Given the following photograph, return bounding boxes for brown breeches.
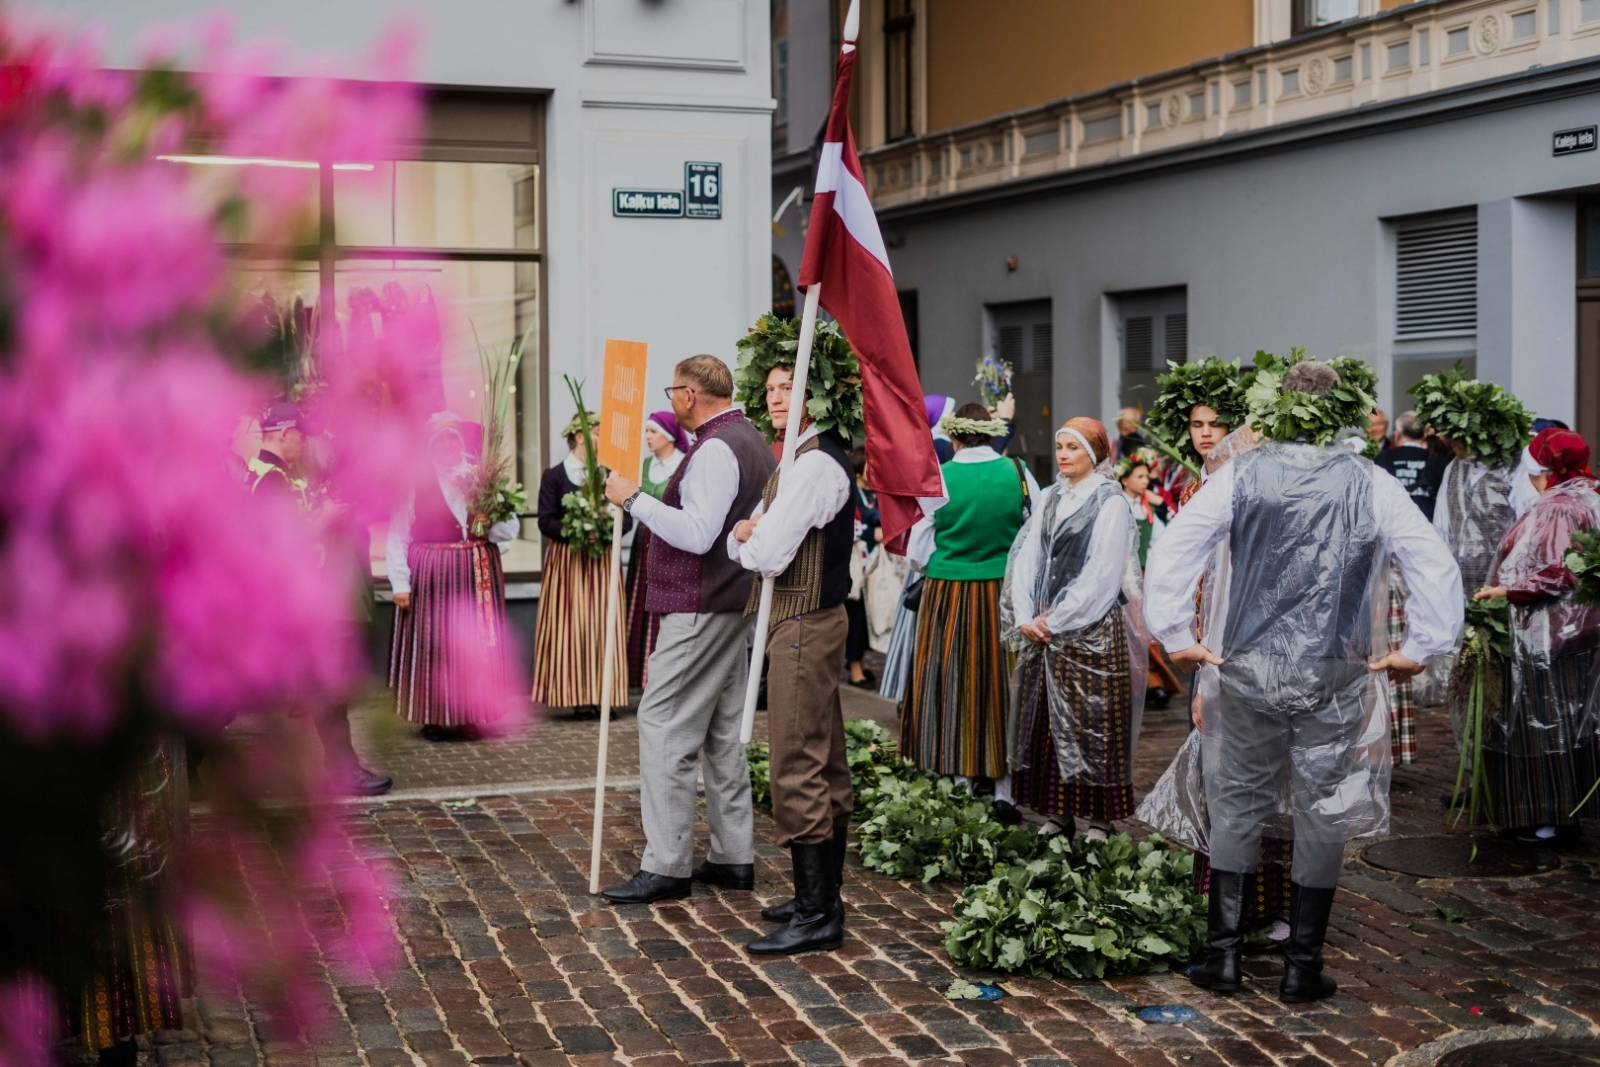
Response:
[766,604,853,847]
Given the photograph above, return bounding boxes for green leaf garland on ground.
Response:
[1143,358,1248,468]
[1242,347,1379,447]
[734,314,865,442]
[1408,362,1533,469]
[746,722,1208,980]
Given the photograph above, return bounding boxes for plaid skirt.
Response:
[1387,568,1415,765]
[1486,646,1600,828]
[1192,837,1294,921]
[390,540,513,726]
[899,578,1009,778]
[1012,609,1136,822]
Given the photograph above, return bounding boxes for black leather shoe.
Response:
[349,766,393,796]
[992,799,1022,825]
[1147,687,1171,709]
[599,870,692,904]
[692,860,754,891]
[1188,868,1251,993]
[420,724,446,742]
[747,841,843,955]
[1279,883,1339,1004]
[762,822,848,923]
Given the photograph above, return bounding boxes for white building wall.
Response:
[27,0,775,461]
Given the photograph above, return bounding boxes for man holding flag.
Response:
[730,0,943,956]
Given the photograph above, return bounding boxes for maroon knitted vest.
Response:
[645,408,776,614]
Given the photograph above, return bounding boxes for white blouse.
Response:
[1007,472,1132,635]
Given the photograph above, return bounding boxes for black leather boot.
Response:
[692,859,754,891]
[1279,883,1339,1004]
[1188,868,1251,993]
[762,822,848,923]
[746,841,843,954]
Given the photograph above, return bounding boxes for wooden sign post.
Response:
[589,339,649,894]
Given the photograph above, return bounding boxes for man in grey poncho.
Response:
[1145,360,1462,1004]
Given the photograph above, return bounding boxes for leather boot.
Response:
[692,860,754,891]
[746,841,843,954]
[1279,883,1339,1004]
[1188,868,1251,993]
[762,822,848,923]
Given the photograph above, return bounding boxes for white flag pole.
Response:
[588,502,626,893]
[740,281,822,745]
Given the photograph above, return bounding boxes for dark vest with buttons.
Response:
[645,408,776,615]
[744,430,856,625]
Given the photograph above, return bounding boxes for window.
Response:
[1282,68,1300,95]
[1550,0,1563,32]
[772,0,789,151]
[1234,80,1252,107]
[1447,26,1471,54]
[929,149,943,178]
[1258,70,1268,103]
[1511,9,1537,37]
[1023,128,1058,156]
[1361,43,1372,78]
[1418,29,1431,64]
[1334,55,1354,81]
[1212,82,1221,112]
[1189,91,1206,117]
[1395,212,1478,339]
[1146,103,1162,129]
[991,138,1006,164]
[1293,0,1360,34]
[1584,0,1600,22]
[1082,113,1122,142]
[1387,41,1411,70]
[884,0,916,141]
[959,146,973,170]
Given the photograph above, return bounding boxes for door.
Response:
[987,299,1053,484]
[1115,287,1188,413]
[1579,200,1600,446]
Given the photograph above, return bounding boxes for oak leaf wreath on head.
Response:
[733,313,865,443]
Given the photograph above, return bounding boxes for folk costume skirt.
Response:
[1012,609,1136,822]
[899,578,1009,778]
[1191,841,1293,922]
[391,540,513,726]
[1486,646,1600,828]
[531,540,628,708]
[624,526,662,690]
[1387,567,1416,765]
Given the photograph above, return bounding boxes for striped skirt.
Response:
[899,578,1009,778]
[624,527,661,690]
[1012,609,1136,822]
[878,576,919,703]
[531,540,628,708]
[390,540,513,726]
[1486,646,1600,828]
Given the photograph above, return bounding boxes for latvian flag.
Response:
[797,21,944,553]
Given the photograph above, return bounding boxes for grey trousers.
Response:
[637,611,756,877]
[1206,655,1370,889]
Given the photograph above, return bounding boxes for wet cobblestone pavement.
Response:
[165,694,1600,1067]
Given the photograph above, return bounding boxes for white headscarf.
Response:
[1510,445,1548,519]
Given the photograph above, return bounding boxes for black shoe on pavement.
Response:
[992,799,1022,825]
[458,724,482,742]
[349,766,393,796]
[762,822,848,924]
[1279,883,1339,1004]
[1147,687,1171,709]
[1188,868,1251,993]
[692,860,754,891]
[420,724,447,742]
[747,841,842,955]
[599,870,692,904]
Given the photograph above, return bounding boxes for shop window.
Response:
[884,0,916,142]
[1293,0,1359,35]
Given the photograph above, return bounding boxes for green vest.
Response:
[927,456,1028,581]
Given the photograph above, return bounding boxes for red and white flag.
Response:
[798,36,943,553]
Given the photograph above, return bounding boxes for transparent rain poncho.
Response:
[1484,478,1600,758]
[1001,477,1148,786]
[1427,458,1516,706]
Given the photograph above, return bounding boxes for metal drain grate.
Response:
[1437,1036,1600,1066]
[1361,835,1560,878]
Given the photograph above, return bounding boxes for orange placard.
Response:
[597,338,649,478]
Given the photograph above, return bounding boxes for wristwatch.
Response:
[622,489,642,513]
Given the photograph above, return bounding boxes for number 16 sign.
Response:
[684,162,722,219]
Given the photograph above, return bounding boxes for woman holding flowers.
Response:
[624,411,690,688]
[1004,417,1146,840]
[531,409,629,720]
[901,404,1040,819]
[1474,427,1600,847]
[389,412,520,741]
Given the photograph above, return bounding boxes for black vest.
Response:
[746,430,856,623]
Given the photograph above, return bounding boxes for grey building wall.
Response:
[878,60,1600,427]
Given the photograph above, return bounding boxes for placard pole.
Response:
[588,503,627,894]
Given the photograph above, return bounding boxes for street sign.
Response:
[613,189,684,218]
[684,162,722,219]
[1554,126,1597,156]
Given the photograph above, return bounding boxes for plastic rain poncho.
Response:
[1001,474,1148,786]
[1486,478,1600,760]
[1431,458,1517,719]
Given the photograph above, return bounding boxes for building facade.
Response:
[776,0,1600,479]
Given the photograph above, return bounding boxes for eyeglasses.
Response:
[664,384,695,402]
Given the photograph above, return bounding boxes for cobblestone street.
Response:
[174,685,1600,1067]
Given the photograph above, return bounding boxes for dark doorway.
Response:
[1114,286,1187,413]
[1578,199,1600,447]
[898,289,920,368]
[986,299,1053,484]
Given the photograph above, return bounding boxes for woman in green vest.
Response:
[900,403,1039,821]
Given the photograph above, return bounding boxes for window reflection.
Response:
[334,161,538,250]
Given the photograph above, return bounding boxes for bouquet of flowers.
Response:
[467,323,533,537]
[973,354,1014,410]
[559,376,614,558]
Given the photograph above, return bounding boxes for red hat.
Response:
[1530,427,1592,487]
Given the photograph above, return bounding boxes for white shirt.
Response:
[1144,459,1463,664]
[386,465,521,595]
[905,446,1043,570]
[631,437,739,555]
[645,449,686,487]
[1008,472,1133,635]
[1124,490,1166,547]
[726,424,853,577]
